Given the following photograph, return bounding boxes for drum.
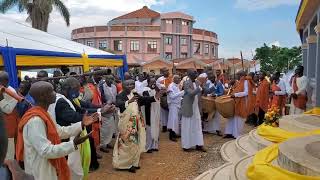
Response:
[201,96,216,120]
[215,95,235,118]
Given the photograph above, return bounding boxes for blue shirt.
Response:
[16,94,35,117]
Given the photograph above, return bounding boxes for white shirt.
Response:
[167,82,184,107]
[23,116,81,180]
[234,80,248,98]
[156,76,166,89]
[290,76,308,95]
[103,84,117,104]
[135,80,147,95]
[274,79,287,96]
[0,86,18,114]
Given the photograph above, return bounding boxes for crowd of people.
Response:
[0,64,309,179]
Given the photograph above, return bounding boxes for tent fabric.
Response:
[1,46,18,88]
[0,18,111,55]
[0,17,127,82]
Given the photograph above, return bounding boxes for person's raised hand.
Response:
[81,112,99,128]
[73,131,93,146]
[4,160,34,180]
[101,104,115,114]
[128,95,138,104]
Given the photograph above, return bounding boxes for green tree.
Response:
[0,0,70,32]
[254,43,302,73]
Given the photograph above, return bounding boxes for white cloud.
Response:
[269,41,280,47]
[235,0,300,11]
[0,0,166,39]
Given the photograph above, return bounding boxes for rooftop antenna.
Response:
[5,38,8,47]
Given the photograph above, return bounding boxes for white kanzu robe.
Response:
[181,83,204,149]
[143,87,161,151]
[22,116,80,180]
[156,76,169,127]
[167,82,184,134]
[289,76,308,115]
[224,80,248,138]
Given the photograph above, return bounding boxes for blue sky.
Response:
[1,0,301,59]
[151,0,301,59]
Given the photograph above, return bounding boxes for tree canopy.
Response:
[0,0,70,32]
[254,43,302,73]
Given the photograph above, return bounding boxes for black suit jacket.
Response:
[55,98,99,127]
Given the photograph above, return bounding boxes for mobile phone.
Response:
[0,165,12,180]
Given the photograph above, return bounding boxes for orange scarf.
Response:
[160,76,172,88]
[292,76,307,110]
[16,106,70,180]
[246,76,256,115]
[256,79,270,112]
[233,77,248,118]
[271,82,286,114]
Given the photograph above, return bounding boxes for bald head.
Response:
[173,75,181,84]
[29,81,56,107]
[0,71,9,87]
[123,79,135,93]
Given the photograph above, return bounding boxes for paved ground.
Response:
[89,121,254,180]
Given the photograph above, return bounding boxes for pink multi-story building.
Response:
[71,6,219,66]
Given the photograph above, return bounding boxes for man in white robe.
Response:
[100,75,118,153]
[224,71,248,139]
[289,65,309,114]
[17,81,94,180]
[167,75,184,141]
[140,77,161,152]
[156,68,171,132]
[180,69,205,152]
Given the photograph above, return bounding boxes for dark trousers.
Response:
[257,108,265,126]
[87,125,99,169]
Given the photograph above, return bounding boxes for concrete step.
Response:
[230,155,253,180]
[279,114,320,132]
[277,135,320,176]
[221,140,245,163]
[248,129,273,151]
[195,163,233,180]
[235,134,256,156]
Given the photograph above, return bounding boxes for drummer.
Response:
[202,73,224,135]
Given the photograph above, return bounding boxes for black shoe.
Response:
[128,166,136,173]
[183,148,192,152]
[152,149,159,152]
[100,147,109,153]
[89,163,100,172]
[134,166,140,169]
[216,130,222,136]
[223,134,234,139]
[196,145,207,152]
[146,149,153,153]
[162,126,167,132]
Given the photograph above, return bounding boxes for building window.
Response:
[165,37,172,45]
[194,43,200,54]
[87,40,94,47]
[98,40,107,50]
[166,20,173,24]
[130,40,140,51]
[165,52,172,60]
[147,41,157,52]
[212,45,215,57]
[181,38,187,45]
[181,53,188,58]
[182,20,189,26]
[204,44,209,54]
[114,40,122,51]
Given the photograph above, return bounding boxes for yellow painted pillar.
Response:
[82,53,90,72]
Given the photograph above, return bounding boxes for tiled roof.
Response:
[113,6,160,20]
